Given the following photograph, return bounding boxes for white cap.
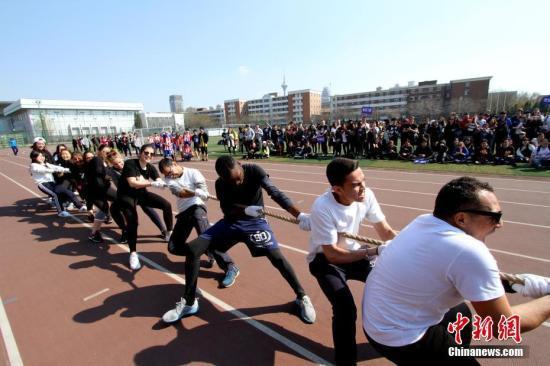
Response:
[33,137,46,143]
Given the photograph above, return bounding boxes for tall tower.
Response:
[281,75,288,96]
[169,95,184,113]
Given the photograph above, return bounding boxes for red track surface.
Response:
[0,149,548,365]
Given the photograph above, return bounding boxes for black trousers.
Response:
[179,236,305,305]
[309,253,372,366]
[365,303,479,365]
[168,205,233,271]
[117,191,173,252]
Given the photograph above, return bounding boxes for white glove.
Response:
[150,180,166,189]
[63,167,71,173]
[376,243,389,256]
[244,205,263,218]
[194,188,209,201]
[297,213,311,231]
[511,274,550,298]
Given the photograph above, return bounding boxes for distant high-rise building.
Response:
[321,86,331,109]
[169,95,184,113]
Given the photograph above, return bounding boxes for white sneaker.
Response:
[67,203,75,211]
[162,298,199,323]
[58,211,71,218]
[296,295,316,324]
[129,252,141,270]
[79,205,88,212]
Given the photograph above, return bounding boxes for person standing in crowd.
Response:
[161,155,316,324]
[529,138,550,168]
[116,144,172,270]
[363,177,550,364]
[30,150,87,217]
[308,158,396,366]
[9,137,18,156]
[198,127,209,161]
[80,135,91,152]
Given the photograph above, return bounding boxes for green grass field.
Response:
[208,137,550,178]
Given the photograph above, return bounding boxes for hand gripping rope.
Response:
[182,187,525,286]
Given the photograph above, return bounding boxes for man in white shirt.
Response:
[158,158,237,322]
[362,176,550,364]
[308,157,396,366]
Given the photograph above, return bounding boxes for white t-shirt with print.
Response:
[307,188,385,263]
[165,167,207,213]
[362,214,504,347]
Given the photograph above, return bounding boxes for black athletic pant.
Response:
[38,181,83,212]
[180,237,305,305]
[365,303,479,365]
[118,191,173,252]
[168,205,233,270]
[309,253,372,366]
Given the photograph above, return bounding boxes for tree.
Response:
[134,112,144,129]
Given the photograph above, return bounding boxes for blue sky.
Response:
[1,0,548,111]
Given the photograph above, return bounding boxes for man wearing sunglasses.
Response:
[362,176,550,364]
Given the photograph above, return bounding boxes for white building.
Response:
[140,112,185,130]
[2,98,144,140]
[194,106,225,126]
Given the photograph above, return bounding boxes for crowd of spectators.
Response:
[221,108,550,169]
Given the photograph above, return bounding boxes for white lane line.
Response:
[83,288,110,302]
[0,295,24,366]
[489,249,550,264]
[0,171,330,366]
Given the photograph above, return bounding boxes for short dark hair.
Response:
[140,144,154,153]
[433,177,494,221]
[326,158,359,186]
[30,150,43,163]
[215,155,238,180]
[158,157,174,173]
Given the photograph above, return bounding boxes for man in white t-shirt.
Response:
[308,157,396,366]
[362,176,550,364]
[158,158,238,322]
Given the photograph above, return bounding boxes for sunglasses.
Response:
[460,209,503,223]
[143,151,154,156]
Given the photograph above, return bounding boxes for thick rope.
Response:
[184,190,525,285]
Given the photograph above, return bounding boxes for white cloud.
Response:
[238,65,250,75]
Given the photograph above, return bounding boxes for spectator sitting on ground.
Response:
[451,140,470,163]
[474,140,493,164]
[516,136,535,163]
[529,138,550,168]
[398,139,413,160]
[182,144,193,161]
[435,140,448,163]
[382,140,398,160]
[294,141,315,159]
[494,138,517,166]
[413,139,433,161]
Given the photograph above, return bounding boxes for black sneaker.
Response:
[88,232,103,243]
[119,231,128,244]
[87,213,94,223]
[104,216,112,224]
[203,255,215,269]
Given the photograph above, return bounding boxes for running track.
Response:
[0,149,548,365]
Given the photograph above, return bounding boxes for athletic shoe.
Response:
[163,230,173,243]
[79,205,88,213]
[58,211,71,218]
[129,252,141,270]
[162,298,199,323]
[221,265,240,288]
[67,203,75,211]
[87,212,94,223]
[104,216,112,224]
[88,232,104,243]
[119,231,128,244]
[296,295,316,324]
